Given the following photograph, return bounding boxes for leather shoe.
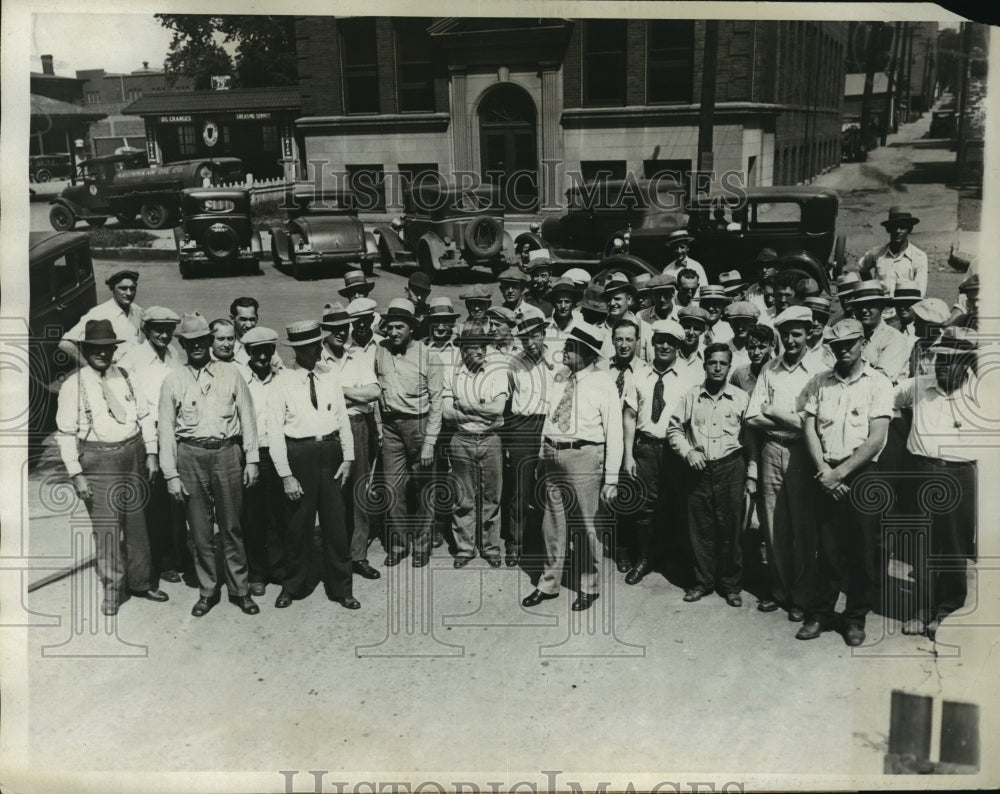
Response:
[625,559,653,585]
[505,553,519,568]
[160,569,182,584]
[902,618,926,636]
[132,589,169,602]
[757,599,780,613]
[101,599,119,616]
[453,555,474,569]
[485,555,502,569]
[683,588,708,602]
[275,591,293,609]
[191,596,218,617]
[521,589,558,607]
[432,531,445,548]
[795,620,824,640]
[249,582,266,597]
[615,553,632,574]
[572,592,599,611]
[411,553,429,568]
[334,595,361,610]
[843,624,866,647]
[384,551,407,567]
[353,560,381,579]
[787,607,805,622]
[724,592,743,608]
[232,595,260,615]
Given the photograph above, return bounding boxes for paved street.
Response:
[13,111,996,787]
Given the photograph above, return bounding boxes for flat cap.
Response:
[485,306,517,326]
[459,284,493,302]
[562,267,593,286]
[677,305,709,325]
[824,318,864,344]
[497,267,530,284]
[241,326,279,347]
[105,269,139,287]
[142,306,181,325]
[911,297,950,324]
[346,297,378,318]
[649,318,686,341]
[724,301,760,321]
[773,306,814,327]
[647,273,677,291]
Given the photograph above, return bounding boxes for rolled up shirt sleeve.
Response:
[157,375,181,480]
[600,379,624,485]
[667,390,696,460]
[232,372,259,465]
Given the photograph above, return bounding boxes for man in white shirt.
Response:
[661,229,707,284]
[267,320,357,610]
[859,208,929,315]
[56,319,166,616]
[210,318,237,363]
[521,322,623,611]
[59,270,145,365]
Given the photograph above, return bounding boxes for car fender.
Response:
[372,225,405,255]
[364,231,379,257]
[513,231,545,257]
[270,226,292,262]
[250,230,263,254]
[417,231,447,271]
[594,253,659,280]
[172,226,185,251]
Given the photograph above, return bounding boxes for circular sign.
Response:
[202,120,219,148]
[89,184,98,196]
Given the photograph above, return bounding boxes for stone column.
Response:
[539,60,563,208]
[449,65,473,176]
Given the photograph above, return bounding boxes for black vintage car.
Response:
[173,188,262,279]
[269,187,379,280]
[29,153,74,183]
[372,184,514,280]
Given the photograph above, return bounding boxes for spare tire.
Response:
[464,215,503,259]
[203,223,239,263]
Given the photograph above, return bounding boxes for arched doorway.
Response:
[478,83,538,211]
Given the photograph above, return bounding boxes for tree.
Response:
[156,15,298,90]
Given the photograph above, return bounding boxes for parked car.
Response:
[173,188,262,279]
[28,231,98,453]
[372,184,515,280]
[841,122,867,162]
[48,154,243,232]
[929,110,957,138]
[685,186,845,289]
[29,153,73,183]
[514,177,689,274]
[269,187,379,280]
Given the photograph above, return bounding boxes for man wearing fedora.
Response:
[859,208,928,306]
[119,306,191,585]
[719,270,750,303]
[745,306,826,619]
[698,285,734,345]
[893,327,979,639]
[318,303,382,582]
[158,312,261,618]
[497,266,545,323]
[848,280,910,384]
[953,273,979,330]
[237,326,285,595]
[60,269,145,366]
[890,280,923,338]
[56,319,167,616]
[442,322,509,568]
[522,321,623,611]
[267,321,358,610]
[908,297,950,377]
[375,298,445,567]
[799,318,894,647]
[723,300,761,371]
[661,229,707,285]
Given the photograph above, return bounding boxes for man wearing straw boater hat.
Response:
[319,302,382,582]
[158,312,260,618]
[267,320,357,610]
[661,229,707,285]
[847,279,910,384]
[374,298,445,567]
[56,319,167,616]
[339,270,382,329]
[859,207,928,306]
[521,321,623,611]
[890,280,923,338]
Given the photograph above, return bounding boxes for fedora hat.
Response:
[281,320,329,347]
[892,281,923,303]
[565,322,607,357]
[930,326,977,355]
[383,298,420,326]
[175,311,213,340]
[338,270,374,297]
[603,272,637,298]
[321,301,352,327]
[959,273,980,294]
[754,248,779,264]
[80,319,124,346]
[847,280,890,305]
[881,207,919,228]
[516,316,549,336]
[579,286,609,315]
[547,277,582,298]
[719,270,747,293]
[427,296,460,320]
[407,272,432,293]
[835,272,862,297]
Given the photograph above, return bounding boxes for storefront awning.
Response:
[124,86,300,116]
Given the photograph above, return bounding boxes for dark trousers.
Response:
[687,452,746,594]
[147,464,192,577]
[282,436,352,599]
[432,427,456,537]
[176,442,248,599]
[808,462,881,629]
[242,448,285,585]
[381,418,432,555]
[632,436,687,567]
[912,457,977,623]
[79,436,154,599]
[346,413,380,561]
[501,414,546,555]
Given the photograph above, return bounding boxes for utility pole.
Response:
[881,22,902,146]
[904,24,915,121]
[696,20,719,196]
[955,22,973,182]
[859,22,884,152]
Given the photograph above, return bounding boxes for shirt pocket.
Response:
[179,396,201,426]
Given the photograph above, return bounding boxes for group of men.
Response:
[55,204,980,648]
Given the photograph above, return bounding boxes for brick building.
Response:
[30,54,106,158]
[294,17,847,212]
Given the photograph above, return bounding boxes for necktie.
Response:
[650,370,667,424]
[308,371,318,410]
[553,372,576,433]
[101,372,128,424]
[615,367,626,397]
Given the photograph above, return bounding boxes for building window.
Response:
[127,88,143,101]
[85,91,101,104]
[583,19,627,106]
[398,163,440,189]
[176,125,197,156]
[646,20,695,103]
[261,125,279,151]
[580,160,627,182]
[346,164,386,212]
[341,18,380,114]
[395,19,434,112]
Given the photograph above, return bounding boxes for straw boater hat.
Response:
[697,285,731,305]
[847,280,890,306]
[383,298,420,326]
[241,327,279,347]
[320,301,352,328]
[880,207,920,229]
[802,295,833,319]
[565,321,607,356]
[427,296,460,321]
[338,270,375,297]
[175,311,213,340]
[281,320,329,346]
[892,281,923,304]
[80,319,124,345]
[141,306,181,326]
[665,229,694,247]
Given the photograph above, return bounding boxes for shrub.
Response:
[252,197,285,230]
[89,228,157,248]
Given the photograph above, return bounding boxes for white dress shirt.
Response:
[63,299,145,362]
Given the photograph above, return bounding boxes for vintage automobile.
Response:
[48,154,243,232]
[684,186,845,289]
[29,153,74,183]
[841,121,867,162]
[372,184,515,280]
[269,187,379,280]
[28,231,98,457]
[929,110,957,138]
[513,177,689,274]
[173,188,262,279]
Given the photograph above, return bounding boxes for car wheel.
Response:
[140,201,173,230]
[35,169,52,183]
[376,232,394,270]
[833,233,847,272]
[49,204,75,232]
[115,212,135,226]
[203,223,239,263]
[270,236,283,268]
[86,218,107,228]
[464,216,504,259]
[292,257,304,281]
[361,259,375,278]
[179,263,192,279]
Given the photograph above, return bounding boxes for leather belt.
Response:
[179,436,241,450]
[635,430,667,446]
[79,434,140,451]
[765,434,802,447]
[383,410,425,421]
[285,432,340,444]
[702,448,743,468]
[912,454,975,469]
[545,437,601,451]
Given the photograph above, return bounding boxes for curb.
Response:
[93,248,277,263]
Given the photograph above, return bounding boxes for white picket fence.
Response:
[214,175,290,205]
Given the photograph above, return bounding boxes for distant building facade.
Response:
[30,54,105,158]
